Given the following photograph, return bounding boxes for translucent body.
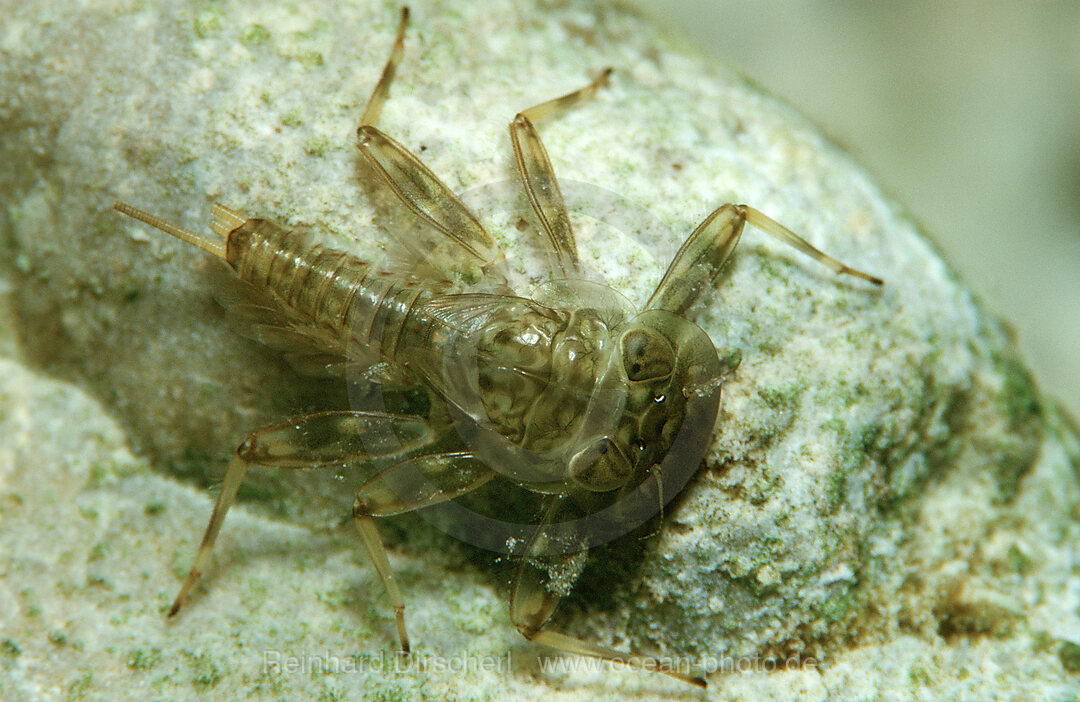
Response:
[222,213,723,504]
[111,6,881,689]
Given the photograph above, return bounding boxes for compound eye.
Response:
[569,436,632,492]
[620,328,675,381]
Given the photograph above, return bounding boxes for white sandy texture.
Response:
[1,0,1078,700]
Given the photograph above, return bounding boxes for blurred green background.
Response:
[627,1,1080,419]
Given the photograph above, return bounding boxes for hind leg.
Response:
[354,6,504,270]
[167,410,436,615]
[359,6,410,127]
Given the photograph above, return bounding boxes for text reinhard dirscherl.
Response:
[261,649,818,677]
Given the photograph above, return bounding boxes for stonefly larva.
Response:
[113,7,882,688]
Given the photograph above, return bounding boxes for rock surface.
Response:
[1,0,1078,699]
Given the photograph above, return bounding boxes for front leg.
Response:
[509,496,708,688]
[646,204,883,315]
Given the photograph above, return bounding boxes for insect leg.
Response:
[743,206,884,285]
[232,410,437,467]
[509,69,612,272]
[510,496,707,688]
[169,453,248,616]
[355,127,503,268]
[518,68,613,123]
[354,7,504,271]
[352,452,496,654]
[644,203,746,316]
[646,203,883,316]
[359,6,410,128]
[167,410,440,616]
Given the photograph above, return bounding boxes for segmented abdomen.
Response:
[221,217,616,462]
[224,218,438,362]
